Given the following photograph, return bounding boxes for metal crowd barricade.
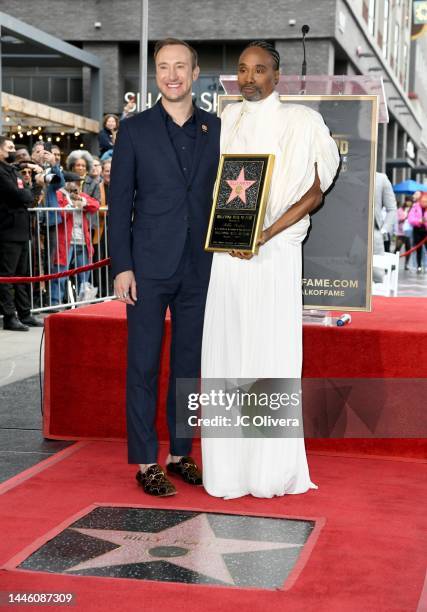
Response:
[27,206,113,312]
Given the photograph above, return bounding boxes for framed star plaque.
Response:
[205,154,275,254]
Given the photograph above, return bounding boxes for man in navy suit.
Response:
[109,39,220,496]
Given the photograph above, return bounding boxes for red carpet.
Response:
[0,441,426,611]
[43,297,427,459]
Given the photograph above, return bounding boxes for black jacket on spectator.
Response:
[98,128,114,156]
[81,174,101,203]
[0,161,33,242]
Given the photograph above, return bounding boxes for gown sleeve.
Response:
[267,105,340,225]
[310,109,341,194]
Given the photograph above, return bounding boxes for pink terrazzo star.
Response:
[67,513,301,584]
[226,168,256,205]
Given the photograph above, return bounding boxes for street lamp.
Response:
[139,0,149,112]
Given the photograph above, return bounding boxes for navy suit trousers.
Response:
[126,235,208,463]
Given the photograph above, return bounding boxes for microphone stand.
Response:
[300,25,310,95]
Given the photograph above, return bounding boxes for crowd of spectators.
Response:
[374,171,427,279]
[380,188,427,272]
[0,124,113,331]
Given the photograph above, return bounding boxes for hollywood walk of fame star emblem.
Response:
[226,167,256,205]
[66,513,302,585]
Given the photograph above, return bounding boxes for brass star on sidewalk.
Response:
[67,513,301,584]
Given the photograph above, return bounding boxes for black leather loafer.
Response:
[166,456,203,485]
[136,464,177,496]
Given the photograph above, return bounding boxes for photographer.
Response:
[92,159,112,297]
[41,145,66,214]
[50,181,100,306]
[13,148,45,207]
[0,136,44,331]
[15,146,31,164]
[28,142,62,207]
[14,143,66,307]
[36,144,66,292]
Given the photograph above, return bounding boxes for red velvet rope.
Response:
[0,258,111,284]
[0,236,426,283]
[398,236,427,257]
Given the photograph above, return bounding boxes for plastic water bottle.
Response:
[336,313,352,327]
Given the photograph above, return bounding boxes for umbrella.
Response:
[393,179,427,194]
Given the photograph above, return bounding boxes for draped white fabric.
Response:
[201,92,340,499]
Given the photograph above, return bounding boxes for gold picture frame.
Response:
[205,153,275,254]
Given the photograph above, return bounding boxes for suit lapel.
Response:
[188,106,208,185]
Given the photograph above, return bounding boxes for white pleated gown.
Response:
[201,92,340,499]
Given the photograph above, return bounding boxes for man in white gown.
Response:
[201,41,340,499]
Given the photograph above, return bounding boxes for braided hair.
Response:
[243,40,280,70]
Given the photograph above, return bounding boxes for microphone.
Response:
[301,25,310,77]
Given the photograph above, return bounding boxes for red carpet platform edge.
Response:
[0,440,426,612]
[43,297,427,459]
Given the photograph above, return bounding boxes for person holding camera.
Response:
[22,143,66,306]
[50,181,100,305]
[13,146,45,205]
[0,136,44,331]
[92,159,112,297]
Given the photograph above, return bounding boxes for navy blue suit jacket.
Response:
[108,101,220,281]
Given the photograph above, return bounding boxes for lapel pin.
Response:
[201,124,208,133]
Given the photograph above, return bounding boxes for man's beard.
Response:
[240,85,263,101]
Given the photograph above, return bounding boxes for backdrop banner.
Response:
[218,94,379,311]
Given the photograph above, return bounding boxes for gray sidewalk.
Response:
[0,325,44,387]
[0,320,71,482]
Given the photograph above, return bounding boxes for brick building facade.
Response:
[2,0,426,176]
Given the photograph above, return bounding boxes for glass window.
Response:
[2,76,13,93]
[124,76,139,93]
[383,0,390,56]
[32,77,49,103]
[123,76,139,109]
[51,78,68,104]
[402,42,408,87]
[405,0,411,26]
[394,22,400,70]
[368,0,376,35]
[70,78,83,103]
[193,76,224,113]
[13,77,31,99]
[224,44,242,72]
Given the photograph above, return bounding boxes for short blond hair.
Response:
[154,38,198,69]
